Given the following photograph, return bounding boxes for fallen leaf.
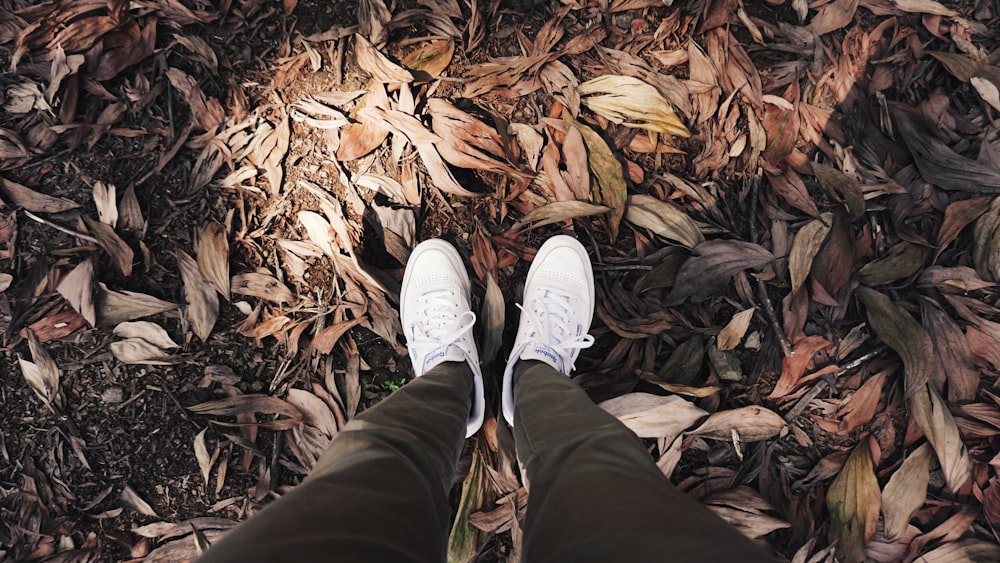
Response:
[578,75,690,137]
[917,539,1000,562]
[856,287,933,396]
[188,394,303,428]
[812,163,865,220]
[921,299,979,401]
[113,321,179,350]
[97,285,178,326]
[808,0,860,36]
[666,240,775,305]
[625,194,705,249]
[121,485,158,517]
[717,308,756,350]
[1,176,79,213]
[401,38,454,79]
[541,60,581,117]
[110,339,178,365]
[908,384,972,492]
[177,250,219,342]
[231,273,294,305]
[599,393,708,440]
[704,487,791,540]
[569,118,628,240]
[92,181,117,227]
[312,317,365,354]
[937,196,990,254]
[827,439,880,563]
[448,449,488,562]
[353,34,413,84]
[973,196,1000,281]
[688,405,785,441]
[895,108,1000,193]
[479,275,504,364]
[18,330,61,407]
[165,68,224,132]
[57,258,96,326]
[769,336,836,398]
[84,216,133,277]
[857,242,929,286]
[197,221,230,300]
[893,0,956,16]
[193,428,213,487]
[789,214,833,293]
[509,201,610,233]
[881,443,931,541]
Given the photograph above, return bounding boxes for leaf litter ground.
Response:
[3,0,1000,561]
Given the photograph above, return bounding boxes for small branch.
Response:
[23,211,98,243]
[593,264,652,272]
[748,174,793,357]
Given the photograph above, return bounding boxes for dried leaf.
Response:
[358,0,391,45]
[97,285,178,326]
[57,258,96,326]
[509,201,610,233]
[812,163,865,220]
[766,168,821,218]
[336,84,389,162]
[789,214,832,293]
[400,38,454,79]
[895,109,1000,193]
[18,330,61,406]
[197,221,230,300]
[231,273,294,305]
[856,287,933,396]
[83,217,133,278]
[569,119,627,240]
[177,250,219,342]
[599,393,707,440]
[354,34,413,84]
[1,176,79,213]
[688,405,785,441]
[827,440,880,563]
[922,300,979,401]
[808,0,859,36]
[541,60,581,117]
[93,181,117,227]
[479,276,504,363]
[113,321,179,350]
[121,485,158,517]
[893,0,956,16]
[560,125,590,200]
[194,428,213,486]
[110,339,178,365]
[918,539,1000,562]
[578,75,690,137]
[448,449,488,562]
[188,395,303,425]
[312,317,365,354]
[937,197,990,252]
[881,443,931,541]
[908,384,972,492]
[857,242,929,286]
[717,308,756,350]
[625,194,705,249]
[666,240,775,305]
[762,81,800,165]
[973,196,1000,281]
[165,68,224,132]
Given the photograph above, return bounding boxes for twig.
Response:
[783,344,889,423]
[748,174,793,357]
[148,381,200,430]
[593,264,653,272]
[23,211,99,243]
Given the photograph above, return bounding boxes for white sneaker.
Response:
[400,239,485,437]
[501,235,595,426]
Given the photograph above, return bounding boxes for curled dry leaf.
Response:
[973,196,1000,281]
[827,440,880,563]
[400,38,454,79]
[599,393,707,440]
[479,276,504,364]
[165,68,225,132]
[18,330,61,407]
[57,258,96,326]
[625,194,705,249]
[285,388,339,438]
[856,286,933,396]
[665,240,775,305]
[197,221,230,300]
[789,214,832,294]
[97,285,177,326]
[1,176,80,213]
[895,109,1000,194]
[353,34,413,84]
[110,339,178,365]
[231,272,294,305]
[113,321,179,350]
[188,394,303,427]
[312,317,365,354]
[337,83,389,162]
[717,308,756,351]
[908,384,972,493]
[194,428,213,487]
[84,216,133,277]
[92,181,117,227]
[121,485,158,517]
[509,201,610,233]
[569,118,627,240]
[578,75,690,137]
[687,405,785,441]
[177,250,219,342]
[881,443,931,541]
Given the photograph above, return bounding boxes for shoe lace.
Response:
[518,287,594,371]
[409,289,476,358]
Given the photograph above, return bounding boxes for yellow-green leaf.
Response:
[827,440,881,563]
[578,75,691,137]
[569,119,627,241]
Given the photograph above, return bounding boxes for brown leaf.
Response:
[918,539,1000,562]
[937,196,990,253]
[973,196,1000,281]
[121,485,158,517]
[688,405,785,441]
[165,68,224,132]
[788,213,832,293]
[113,321,179,350]
[193,428,213,486]
[312,317,365,354]
[717,308,756,351]
[826,439,880,563]
[762,80,800,165]
[808,0,859,35]
[768,336,836,398]
[425,98,526,180]
[837,371,887,434]
[857,287,933,396]
[578,75,690,137]
[665,240,775,305]
[18,330,62,407]
[231,272,294,305]
[357,0,391,45]
[881,443,930,541]
[812,162,865,221]
[560,124,590,200]
[540,60,581,117]
[92,181,117,227]
[599,393,707,440]
[908,384,972,492]
[1,176,79,213]
[336,84,389,162]
[921,299,979,401]
[479,276,504,364]
[568,118,627,240]
[625,194,705,249]
[895,108,1000,193]
[177,250,219,342]
[97,285,178,326]
[509,201,610,233]
[110,338,178,365]
[857,242,929,286]
[354,34,413,84]
[188,394,303,426]
[401,38,454,79]
[197,221,230,300]
[703,487,791,540]
[84,216,133,277]
[57,258,96,326]
[765,168,821,218]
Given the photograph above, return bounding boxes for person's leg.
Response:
[197,361,472,563]
[513,361,776,562]
[200,239,486,563]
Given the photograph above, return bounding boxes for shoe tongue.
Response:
[424,344,465,372]
[520,343,563,371]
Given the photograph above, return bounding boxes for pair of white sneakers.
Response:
[399,235,595,437]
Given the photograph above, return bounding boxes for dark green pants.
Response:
[198,363,774,562]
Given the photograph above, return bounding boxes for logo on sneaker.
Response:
[425,349,446,367]
[533,345,559,364]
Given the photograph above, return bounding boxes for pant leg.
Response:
[198,363,471,563]
[513,364,776,563]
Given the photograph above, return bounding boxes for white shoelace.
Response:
[518,287,594,371]
[408,289,476,361]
